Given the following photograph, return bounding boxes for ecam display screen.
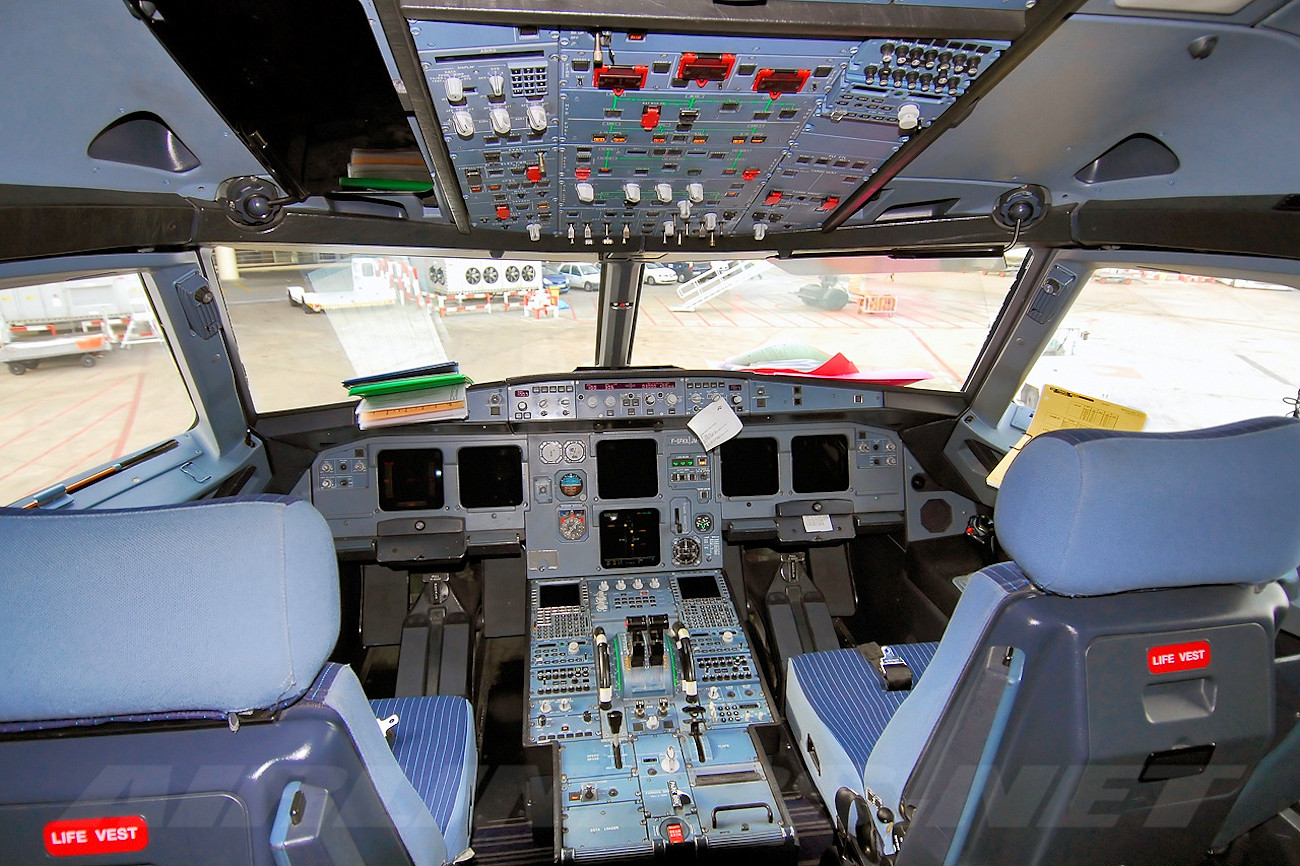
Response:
[599,508,661,569]
[596,438,658,499]
[378,449,444,511]
[792,434,849,493]
[538,582,582,608]
[719,437,779,497]
[458,445,524,509]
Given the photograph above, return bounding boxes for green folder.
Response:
[347,372,471,397]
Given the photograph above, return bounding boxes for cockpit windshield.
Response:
[220,246,1015,412]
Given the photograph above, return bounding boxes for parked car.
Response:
[542,270,568,293]
[556,263,601,291]
[641,264,678,285]
[667,261,710,282]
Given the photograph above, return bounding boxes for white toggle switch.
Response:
[528,223,542,242]
[704,212,718,231]
[678,200,691,219]
[488,74,505,97]
[753,223,767,241]
[660,745,680,773]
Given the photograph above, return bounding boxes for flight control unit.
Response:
[527,570,794,861]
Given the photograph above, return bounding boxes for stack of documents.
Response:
[345,363,471,430]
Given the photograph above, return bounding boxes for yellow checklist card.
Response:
[987,385,1147,488]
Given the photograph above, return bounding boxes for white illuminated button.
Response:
[444,76,464,102]
[577,183,595,203]
[490,107,512,135]
[623,182,641,204]
[526,102,548,132]
[656,183,673,203]
[687,182,704,203]
[451,110,475,138]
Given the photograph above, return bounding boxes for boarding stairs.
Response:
[670,260,774,312]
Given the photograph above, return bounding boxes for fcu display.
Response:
[528,571,793,860]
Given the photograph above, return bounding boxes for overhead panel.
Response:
[406,22,1006,244]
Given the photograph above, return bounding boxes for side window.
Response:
[0,273,195,505]
[1018,268,1300,430]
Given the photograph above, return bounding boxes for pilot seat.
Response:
[0,496,476,866]
[786,418,1300,865]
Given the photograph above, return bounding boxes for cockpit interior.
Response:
[2,1,1300,865]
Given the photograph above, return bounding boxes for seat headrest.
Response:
[997,417,1300,596]
[0,497,339,725]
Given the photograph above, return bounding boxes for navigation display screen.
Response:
[792,434,850,493]
[599,508,661,569]
[720,437,779,497]
[596,439,658,499]
[378,449,444,511]
[458,445,524,509]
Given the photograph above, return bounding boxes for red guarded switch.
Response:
[575,167,591,180]
[819,196,840,211]
[641,107,661,130]
[742,168,760,182]
[525,165,542,183]
[496,205,511,220]
[764,191,783,205]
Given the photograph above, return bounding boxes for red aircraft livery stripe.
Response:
[1147,640,1211,675]
[44,816,148,857]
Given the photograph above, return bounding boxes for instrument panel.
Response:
[309,408,906,566]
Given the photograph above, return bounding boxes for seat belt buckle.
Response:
[858,642,914,691]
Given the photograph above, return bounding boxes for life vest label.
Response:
[44,816,148,857]
[1147,640,1211,675]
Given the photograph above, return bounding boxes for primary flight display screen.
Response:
[378,449,444,511]
[599,508,661,569]
[458,445,524,509]
[720,437,779,497]
[792,434,850,493]
[596,439,658,499]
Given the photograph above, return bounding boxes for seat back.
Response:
[0,497,448,866]
[889,418,1300,866]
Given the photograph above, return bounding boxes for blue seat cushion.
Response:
[788,642,939,778]
[371,696,476,857]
